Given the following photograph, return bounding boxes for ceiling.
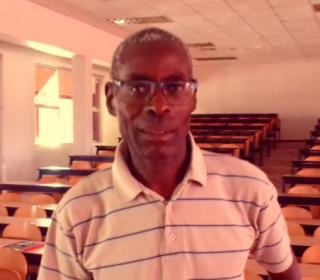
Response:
[29,0,320,65]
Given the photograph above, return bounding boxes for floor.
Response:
[259,141,304,191]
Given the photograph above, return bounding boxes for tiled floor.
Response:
[259,141,304,190]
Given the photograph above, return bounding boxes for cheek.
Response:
[116,99,142,120]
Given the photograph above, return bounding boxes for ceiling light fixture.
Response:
[106,16,172,25]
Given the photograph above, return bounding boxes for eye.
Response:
[165,82,185,95]
[127,81,150,95]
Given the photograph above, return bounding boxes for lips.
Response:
[139,128,174,141]
[142,129,171,135]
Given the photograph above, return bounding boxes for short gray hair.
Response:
[111,27,192,79]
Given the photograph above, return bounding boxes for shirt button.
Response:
[169,233,176,240]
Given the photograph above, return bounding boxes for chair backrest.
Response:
[281,206,313,219]
[98,150,115,157]
[219,144,240,158]
[286,221,305,236]
[0,205,8,216]
[314,226,320,239]
[96,162,112,170]
[244,270,263,280]
[303,277,320,280]
[2,222,42,241]
[288,185,320,195]
[0,193,22,203]
[0,247,27,280]
[14,205,47,218]
[0,268,23,280]
[37,176,62,184]
[302,245,320,264]
[70,161,92,170]
[27,193,56,204]
[67,176,83,185]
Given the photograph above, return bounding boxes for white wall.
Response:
[194,60,320,140]
[1,48,35,180]
[0,43,113,180]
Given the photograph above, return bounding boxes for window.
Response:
[35,65,73,147]
[92,76,101,142]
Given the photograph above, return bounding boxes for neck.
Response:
[126,139,191,200]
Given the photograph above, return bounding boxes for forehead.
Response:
[117,42,192,80]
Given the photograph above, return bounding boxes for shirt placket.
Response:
[163,199,183,280]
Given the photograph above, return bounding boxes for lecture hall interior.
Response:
[1,0,320,279]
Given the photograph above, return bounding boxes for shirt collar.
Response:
[112,133,207,202]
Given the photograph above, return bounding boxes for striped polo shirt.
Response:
[38,136,292,280]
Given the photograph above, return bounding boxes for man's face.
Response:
[108,42,196,159]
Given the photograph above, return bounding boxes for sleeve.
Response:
[250,185,293,274]
[37,209,92,280]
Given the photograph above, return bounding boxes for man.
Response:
[38,28,301,279]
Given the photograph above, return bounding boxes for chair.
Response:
[0,268,22,280]
[0,205,8,216]
[98,150,115,157]
[0,247,27,280]
[303,277,320,280]
[288,185,320,218]
[70,161,92,170]
[14,205,47,218]
[96,162,112,170]
[219,144,240,158]
[288,185,320,194]
[314,226,320,239]
[0,193,22,203]
[301,245,320,264]
[67,176,83,185]
[37,176,62,184]
[286,221,305,236]
[281,206,313,220]
[27,193,56,204]
[244,270,263,280]
[2,222,42,241]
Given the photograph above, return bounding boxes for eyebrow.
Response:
[127,74,152,81]
[127,73,187,81]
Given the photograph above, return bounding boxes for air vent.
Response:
[194,57,237,61]
[187,42,215,48]
[106,16,172,25]
[313,4,320,12]
[199,47,216,51]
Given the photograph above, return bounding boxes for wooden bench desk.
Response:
[69,154,114,167]
[38,166,97,179]
[1,202,57,217]
[278,192,320,206]
[282,174,320,191]
[0,181,71,194]
[246,258,320,277]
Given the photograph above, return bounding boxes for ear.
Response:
[105,82,117,116]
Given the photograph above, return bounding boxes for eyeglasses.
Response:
[112,79,197,105]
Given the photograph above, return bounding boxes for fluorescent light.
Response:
[26,40,74,58]
[114,19,126,25]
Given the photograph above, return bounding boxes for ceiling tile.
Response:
[274,5,315,22]
[268,0,309,7]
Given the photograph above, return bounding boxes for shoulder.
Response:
[201,150,275,205]
[55,168,115,221]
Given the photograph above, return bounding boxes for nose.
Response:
[144,87,170,117]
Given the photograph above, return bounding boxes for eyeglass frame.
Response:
[110,79,198,105]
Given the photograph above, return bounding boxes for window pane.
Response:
[59,99,73,143]
[37,107,60,147]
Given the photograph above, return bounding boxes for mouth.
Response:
[140,128,174,140]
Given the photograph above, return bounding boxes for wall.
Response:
[0,43,111,180]
[194,60,320,140]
